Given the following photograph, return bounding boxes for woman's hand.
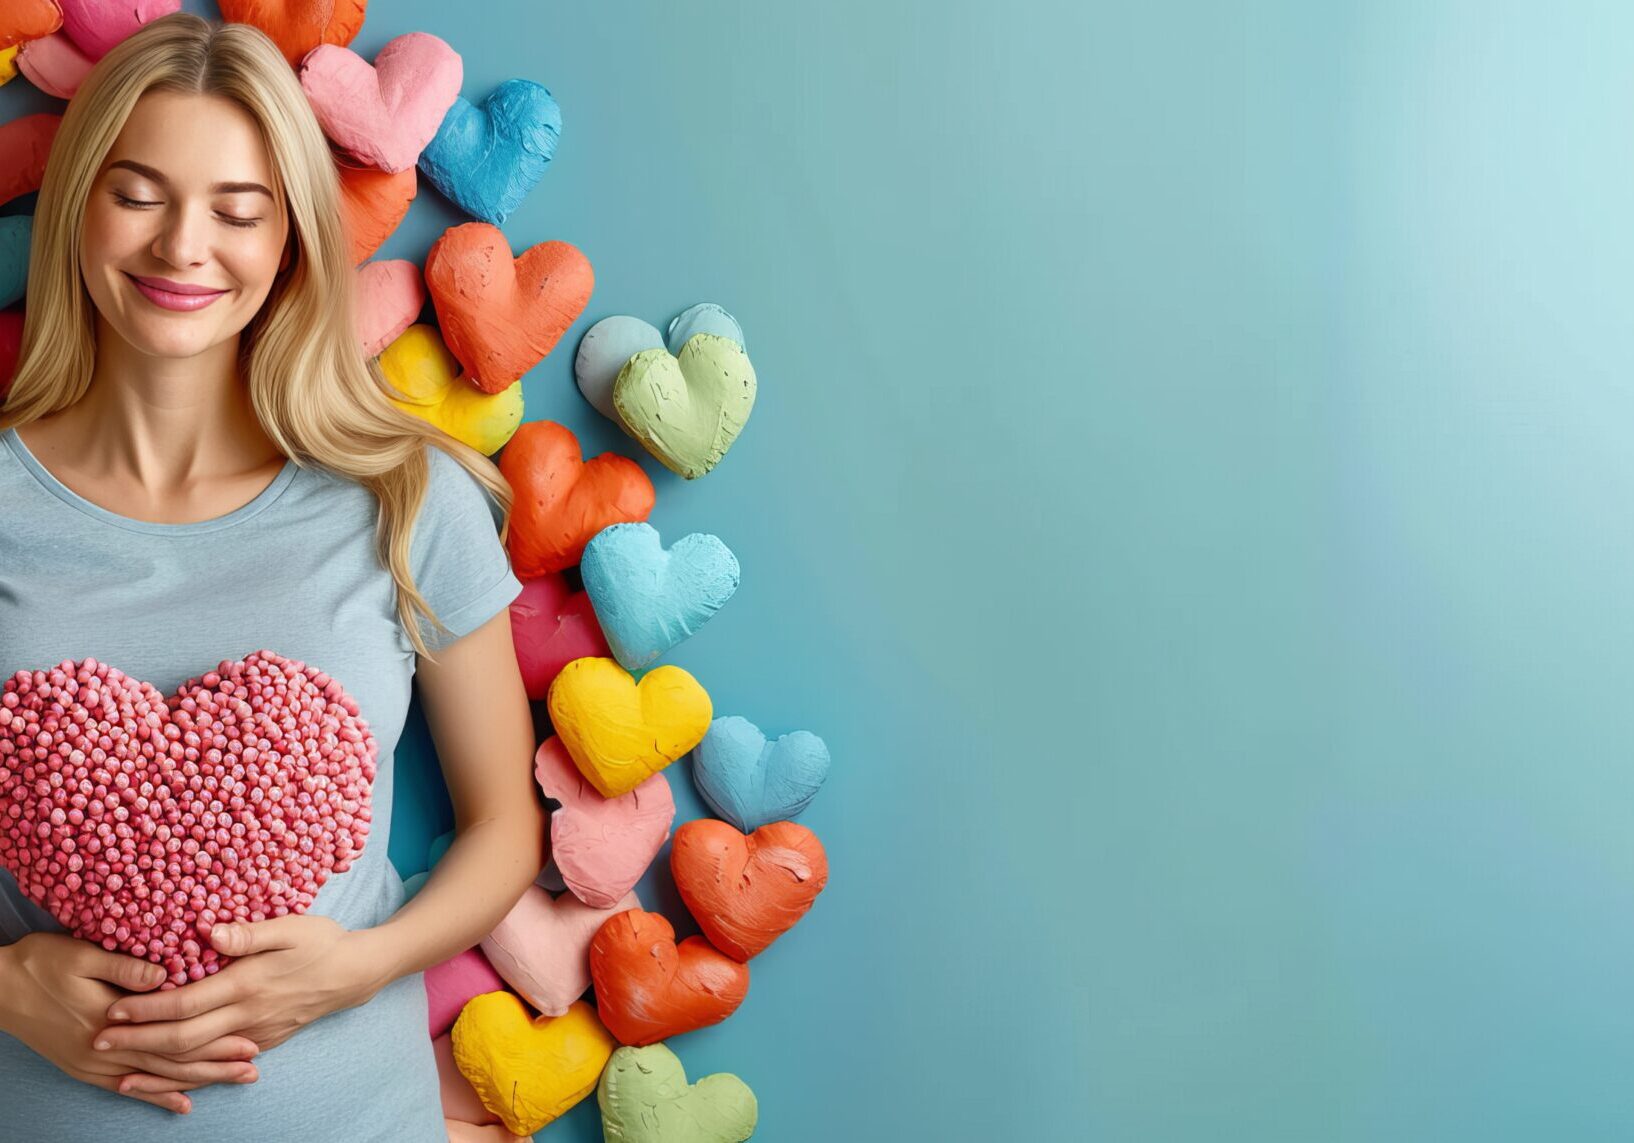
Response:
[86,913,385,1089]
[0,932,263,1116]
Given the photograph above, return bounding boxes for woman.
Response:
[0,12,546,1139]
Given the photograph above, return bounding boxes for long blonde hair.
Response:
[0,11,513,663]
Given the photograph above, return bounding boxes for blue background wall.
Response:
[11,0,1634,1139]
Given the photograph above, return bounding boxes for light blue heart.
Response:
[692,715,830,832]
[576,315,664,421]
[0,216,33,309]
[666,303,745,355]
[581,522,740,671]
[419,79,561,225]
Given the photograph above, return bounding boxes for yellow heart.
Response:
[0,46,18,86]
[547,657,713,797]
[450,993,615,1136]
[380,323,523,455]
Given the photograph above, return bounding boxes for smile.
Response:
[124,272,229,312]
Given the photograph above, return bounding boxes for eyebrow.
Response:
[106,159,275,199]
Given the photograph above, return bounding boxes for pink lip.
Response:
[125,273,228,312]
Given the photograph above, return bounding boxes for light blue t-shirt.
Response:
[0,425,525,1142]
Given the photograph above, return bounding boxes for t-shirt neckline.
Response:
[1,425,300,536]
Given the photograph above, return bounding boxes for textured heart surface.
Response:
[218,0,366,68]
[338,162,416,264]
[0,0,61,52]
[354,257,424,357]
[425,945,507,1038]
[671,819,828,962]
[581,522,741,671]
[59,0,178,61]
[425,222,593,393]
[0,652,378,987]
[666,303,745,356]
[380,323,522,455]
[0,113,58,207]
[509,573,609,701]
[16,30,91,99]
[419,77,561,225]
[574,315,663,423]
[497,420,654,577]
[479,881,641,1017]
[299,32,462,173]
[599,1043,759,1143]
[614,333,757,479]
[548,658,712,799]
[0,214,29,308]
[589,908,750,1046]
[452,993,615,1135]
[533,736,672,908]
[692,715,830,833]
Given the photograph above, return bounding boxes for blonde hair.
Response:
[0,11,513,663]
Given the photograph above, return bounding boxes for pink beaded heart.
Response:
[0,651,377,989]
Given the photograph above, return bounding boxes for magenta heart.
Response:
[299,32,464,173]
[0,652,377,988]
[533,736,672,909]
[510,573,610,701]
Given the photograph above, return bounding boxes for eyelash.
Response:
[112,192,261,229]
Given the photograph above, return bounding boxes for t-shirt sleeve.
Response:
[407,445,524,653]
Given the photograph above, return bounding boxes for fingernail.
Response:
[94,1039,111,1051]
[108,1008,128,1022]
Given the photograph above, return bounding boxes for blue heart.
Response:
[691,715,830,832]
[580,522,740,670]
[0,216,33,309]
[419,79,561,225]
[575,314,664,421]
[665,302,745,355]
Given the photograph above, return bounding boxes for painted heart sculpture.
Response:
[574,304,746,425]
[479,881,641,1016]
[299,32,463,173]
[509,573,609,701]
[615,333,757,479]
[354,258,423,357]
[419,77,561,225]
[670,819,828,962]
[598,1043,759,1143]
[1,45,21,86]
[581,522,741,671]
[548,657,712,799]
[424,944,507,1038]
[379,323,522,456]
[58,0,178,61]
[0,0,61,52]
[451,993,615,1135]
[424,222,593,393]
[0,215,29,310]
[589,908,750,1046]
[0,652,377,987]
[533,735,672,908]
[338,162,417,265]
[16,30,91,99]
[0,113,59,207]
[496,420,654,577]
[217,0,366,69]
[691,715,830,832]
[666,302,746,354]
[0,308,23,401]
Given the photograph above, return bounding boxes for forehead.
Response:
[101,90,278,192]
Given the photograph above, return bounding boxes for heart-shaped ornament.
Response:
[533,735,672,908]
[691,715,830,832]
[547,658,713,799]
[217,0,366,68]
[598,1043,759,1143]
[670,819,829,962]
[0,308,23,401]
[0,0,61,52]
[338,162,417,265]
[451,993,615,1135]
[424,944,508,1038]
[509,573,609,701]
[614,333,757,479]
[0,652,377,987]
[479,881,641,1016]
[581,523,741,671]
[0,215,29,308]
[589,908,750,1046]
[299,33,463,173]
[419,78,561,225]
[58,0,178,61]
[666,303,746,356]
[574,315,664,422]
[16,30,91,99]
[354,258,423,357]
[379,323,522,456]
[0,113,59,207]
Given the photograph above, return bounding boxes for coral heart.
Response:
[419,78,561,225]
[691,715,830,833]
[58,0,177,61]
[0,0,59,51]
[217,0,366,69]
[299,32,462,173]
[353,257,423,357]
[598,1043,759,1143]
[380,323,522,455]
[615,333,757,479]
[509,573,609,701]
[548,658,712,799]
[424,944,507,1039]
[670,819,828,962]
[16,29,91,98]
[589,908,750,1046]
[581,522,740,671]
[0,308,23,401]
[0,653,377,988]
[451,993,614,1135]
[479,881,641,1016]
[0,215,30,308]
[337,162,416,265]
[496,420,654,577]
[533,736,672,908]
[0,113,59,207]
[425,222,593,393]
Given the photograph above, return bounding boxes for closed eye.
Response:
[112,192,262,229]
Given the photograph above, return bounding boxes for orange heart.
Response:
[217,0,366,68]
[337,162,415,265]
[425,222,594,393]
[670,820,829,962]
[497,421,654,577]
[588,909,750,1047]
[0,0,60,52]
[0,113,57,208]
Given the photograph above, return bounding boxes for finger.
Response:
[209,916,305,956]
[171,1035,262,1063]
[75,948,168,992]
[107,971,241,1024]
[117,1051,260,1088]
[77,1070,190,1115]
[116,1062,259,1094]
[93,1004,250,1056]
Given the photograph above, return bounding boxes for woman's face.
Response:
[79,89,292,361]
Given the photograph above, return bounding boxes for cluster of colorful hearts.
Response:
[0,3,830,1140]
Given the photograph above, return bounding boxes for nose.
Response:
[149,199,212,269]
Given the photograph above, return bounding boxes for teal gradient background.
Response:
[8,0,1633,1139]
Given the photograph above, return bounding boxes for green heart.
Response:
[598,1043,759,1142]
[613,333,757,479]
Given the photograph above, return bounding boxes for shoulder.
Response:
[417,443,504,534]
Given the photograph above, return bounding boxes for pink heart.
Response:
[299,32,463,174]
[355,258,425,357]
[59,0,179,61]
[510,573,609,701]
[480,883,640,1017]
[17,30,94,100]
[0,652,378,988]
[533,736,672,909]
[424,945,507,1038]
